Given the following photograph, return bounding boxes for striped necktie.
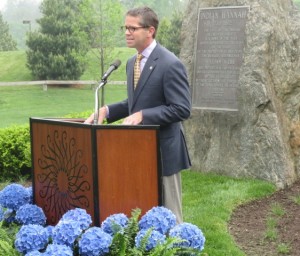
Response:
[134,53,143,89]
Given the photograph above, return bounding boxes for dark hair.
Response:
[126,6,159,38]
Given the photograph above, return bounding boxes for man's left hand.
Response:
[122,111,143,125]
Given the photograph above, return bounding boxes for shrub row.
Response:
[0,125,31,181]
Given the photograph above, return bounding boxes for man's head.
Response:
[126,7,159,38]
[123,7,159,52]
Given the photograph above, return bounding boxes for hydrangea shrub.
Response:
[101,213,128,235]
[78,227,112,256]
[0,183,30,210]
[16,204,46,225]
[169,223,206,251]
[60,208,92,230]
[14,224,48,254]
[44,244,73,256]
[1,183,205,255]
[135,228,166,251]
[138,206,176,234]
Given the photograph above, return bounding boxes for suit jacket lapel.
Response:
[127,57,135,110]
[131,45,160,110]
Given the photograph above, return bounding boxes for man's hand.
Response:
[122,111,143,125]
[84,106,107,124]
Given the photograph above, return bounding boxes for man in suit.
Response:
[85,6,191,223]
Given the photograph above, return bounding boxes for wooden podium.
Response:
[30,118,162,226]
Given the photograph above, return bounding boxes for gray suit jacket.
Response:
[107,44,191,176]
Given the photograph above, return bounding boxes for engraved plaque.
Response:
[193,6,249,111]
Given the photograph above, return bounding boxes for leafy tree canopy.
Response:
[0,12,17,51]
[26,0,90,80]
[81,0,125,76]
[156,11,184,57]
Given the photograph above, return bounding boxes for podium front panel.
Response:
[96,127,161,221]
[30,118,161,226]
[31,120,95,225]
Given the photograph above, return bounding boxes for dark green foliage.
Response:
[156,11,184,57]
[26,0,89,80]
[0,240,19,256]
[109,208,140,255]
[0,222,20,256]
[0,13,17,51]
[0,125,31,181]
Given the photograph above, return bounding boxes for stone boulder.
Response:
[181,0,300,187]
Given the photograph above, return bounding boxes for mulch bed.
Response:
[228,179,300,256]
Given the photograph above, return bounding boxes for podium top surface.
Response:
[30,117,160,130]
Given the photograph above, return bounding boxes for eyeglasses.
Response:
[120,26,149,33]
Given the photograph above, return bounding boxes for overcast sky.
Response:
[0,0,42,11]
[0,0,7,11]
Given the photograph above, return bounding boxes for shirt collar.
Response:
[140,40,157,59]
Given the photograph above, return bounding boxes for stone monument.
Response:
[181,0,300,188]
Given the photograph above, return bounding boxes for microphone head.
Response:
[111,59,121,69]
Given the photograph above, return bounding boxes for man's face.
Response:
[124,15,153,52]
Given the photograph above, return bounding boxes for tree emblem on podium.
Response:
[37,130,91,223]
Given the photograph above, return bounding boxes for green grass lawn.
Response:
[0,84,126,128]
[0,48,135,128]
[0,51,32,81]
[0,48,135,82]
[182,171,275,255]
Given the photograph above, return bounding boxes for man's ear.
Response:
[148,26,156,38]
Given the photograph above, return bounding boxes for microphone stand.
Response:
[93,79,108,124]
[92,59,121,124]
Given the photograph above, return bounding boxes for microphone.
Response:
[101,59,121,81]
[92,59,121,124]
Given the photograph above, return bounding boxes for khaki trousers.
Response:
[163,172,183,223]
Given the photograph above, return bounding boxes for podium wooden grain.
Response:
[30,118,162,226]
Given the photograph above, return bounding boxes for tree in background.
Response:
[81,0,124,77]
[3,0,41,49]
[26,0,89,80]
[156,11,184,57]
[0,12,17,51]
[80,0,125,106]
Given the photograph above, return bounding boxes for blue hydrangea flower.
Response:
[45,225,55,240]
[52,220,83,247]
[78,227,112,256]
[139,206,176,234]
[16,204,46,225]
[14,224,48,254]
[101,213,128,235]
[135,229,166,251]
[169,223,205,251]
[0,183,30,210]
[25,250,42,256]
[60,208,92,230]
[44,244,73,256]
[26,186,33,204]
